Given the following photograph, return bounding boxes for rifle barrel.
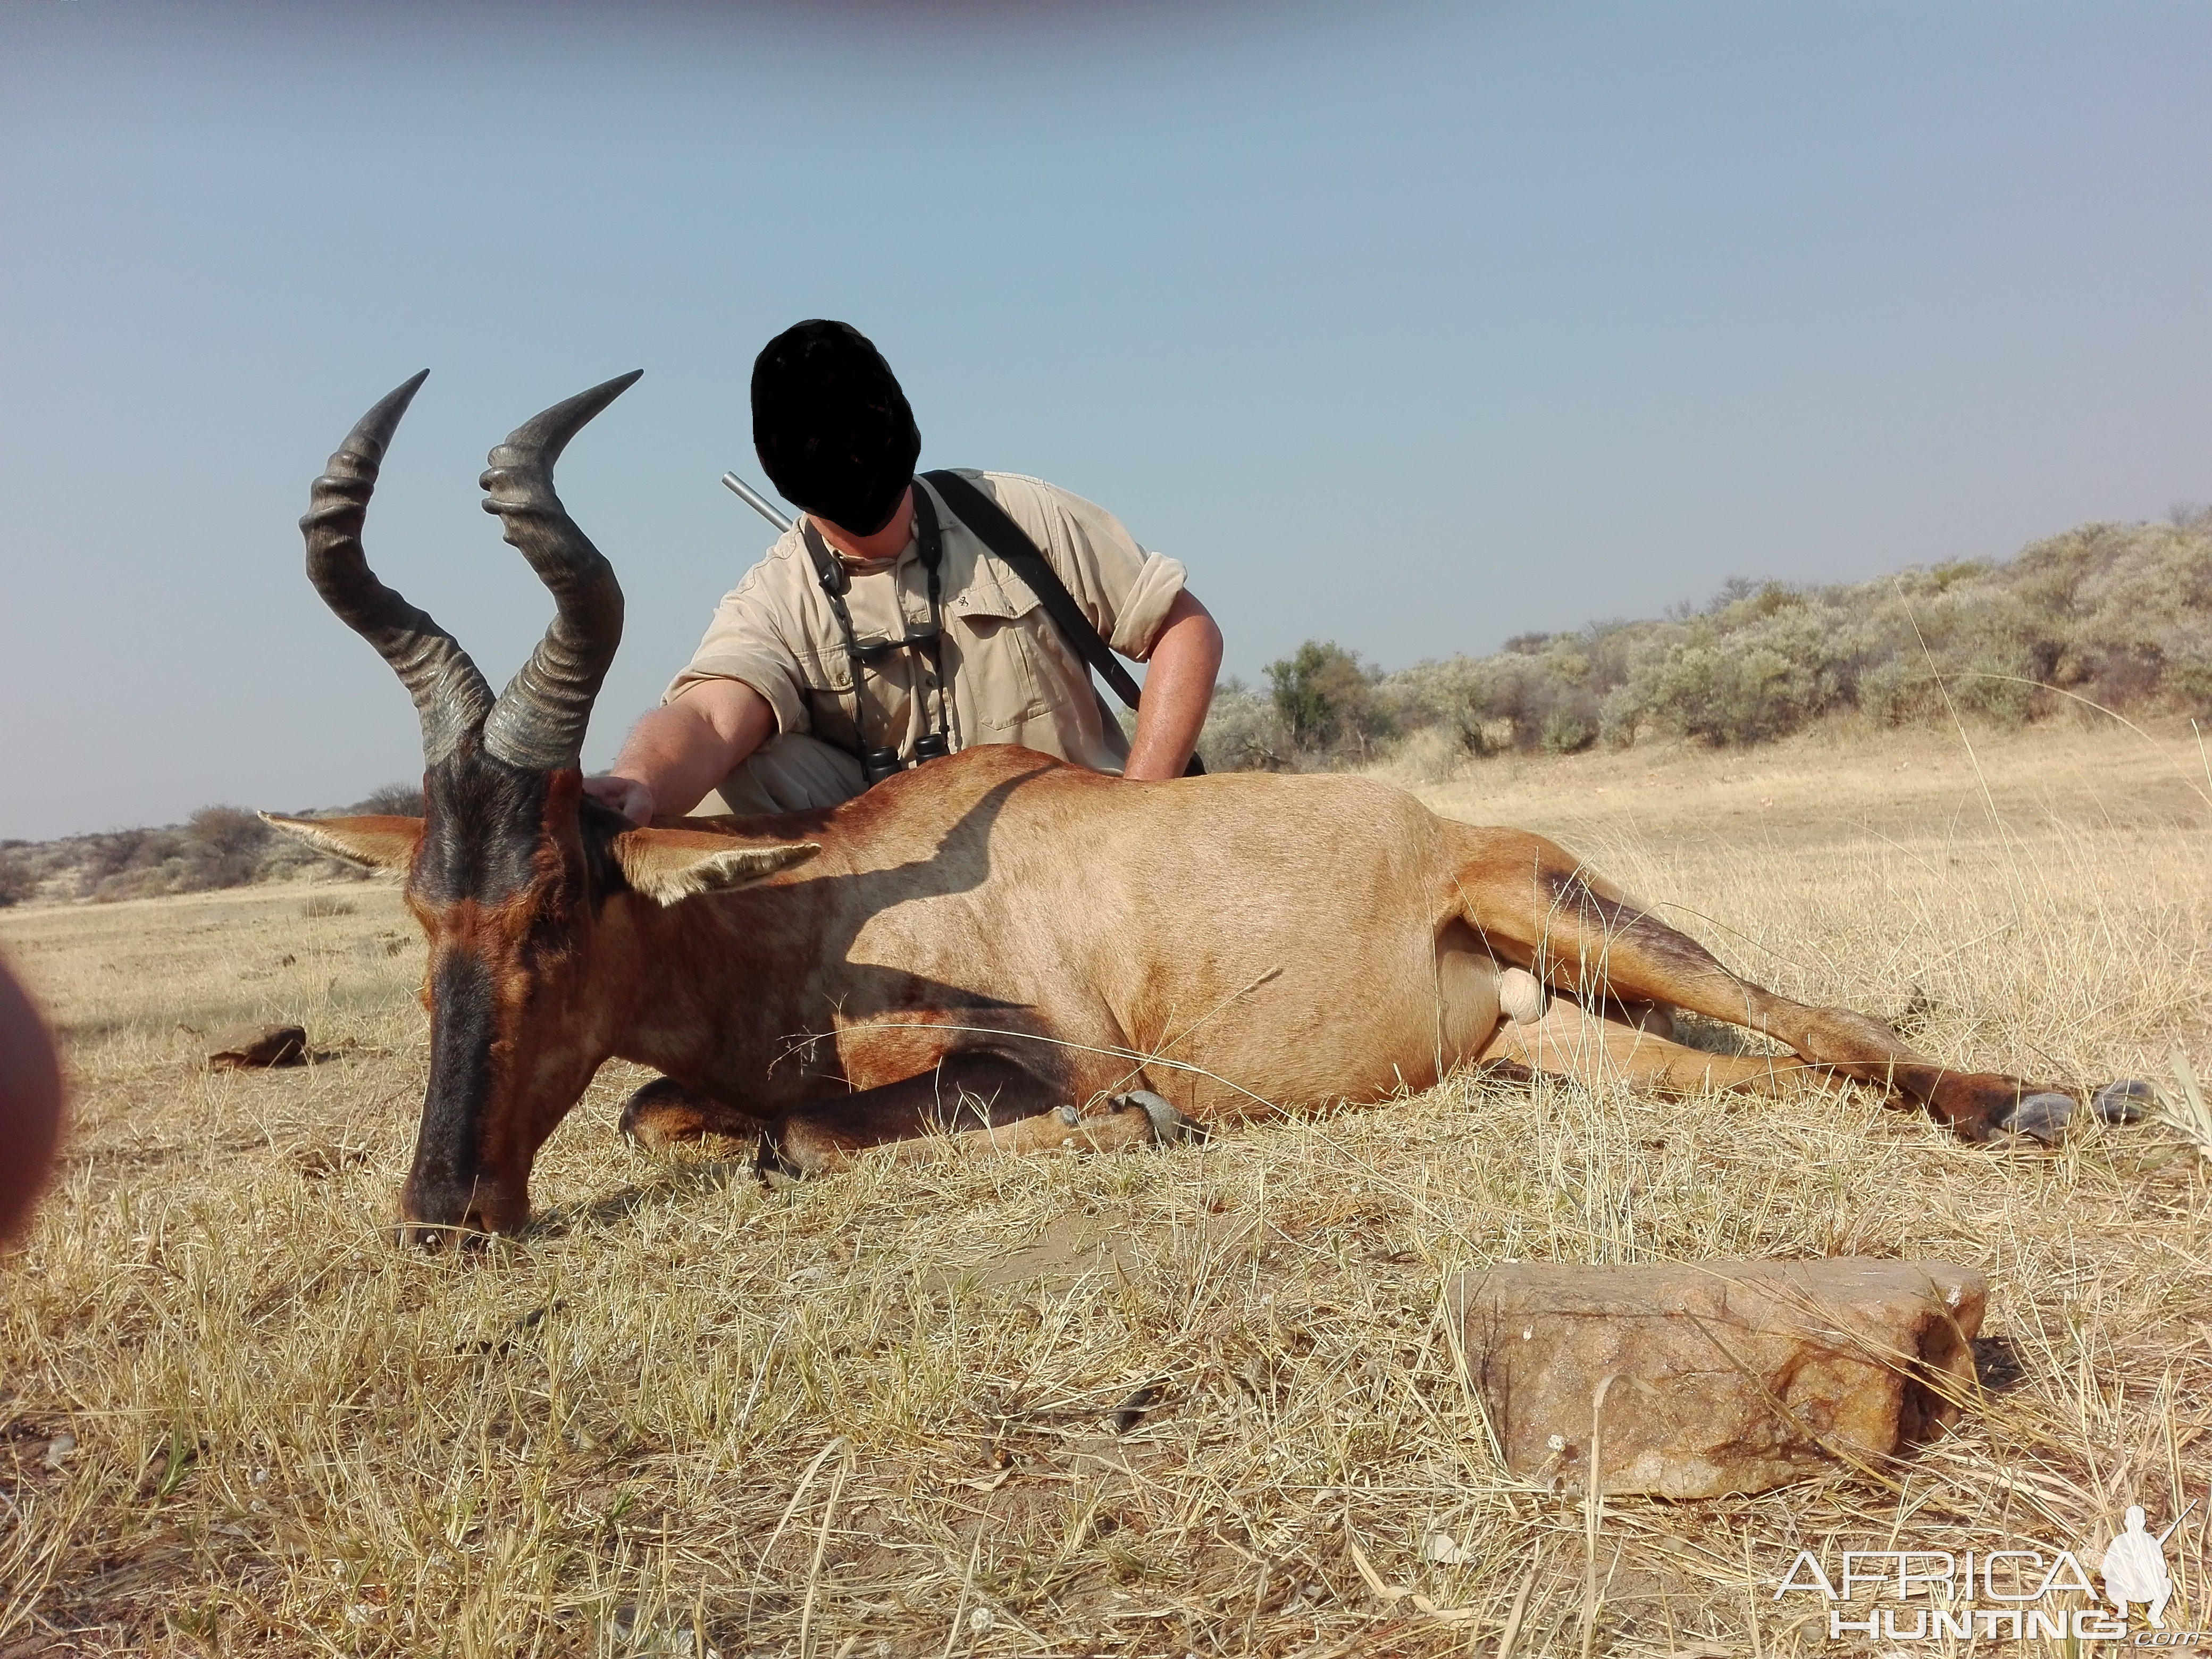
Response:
[720,472,794,533]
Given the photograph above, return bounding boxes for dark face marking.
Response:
[398,740,637,1237]
[403,950,500,1236]
[415,746,559,907]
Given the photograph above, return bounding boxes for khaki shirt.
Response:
[666,471,1187,774]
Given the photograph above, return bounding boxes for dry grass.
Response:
[3,723,2210,1657]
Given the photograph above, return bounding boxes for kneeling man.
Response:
[586,320,1223,824]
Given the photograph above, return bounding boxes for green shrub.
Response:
[1328,515,2212,770]
[1264,641,1392,760]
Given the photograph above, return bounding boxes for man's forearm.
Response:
[602,682,774,819]
[608,704,728,816]
[1123,591,1224,781]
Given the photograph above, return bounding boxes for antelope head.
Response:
[267,375,817,1244]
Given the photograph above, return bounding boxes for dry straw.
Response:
[2,720,2208,1655]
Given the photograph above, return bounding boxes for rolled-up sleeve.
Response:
[661,562,812,737]
[995,476,1189,662]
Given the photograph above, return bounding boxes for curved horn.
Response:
[301,372,495,765]
[477,371,642,772]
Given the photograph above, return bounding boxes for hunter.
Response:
[586,320,1224,823]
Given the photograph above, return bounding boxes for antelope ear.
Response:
[261,812,422,869]
[614,829,822,906]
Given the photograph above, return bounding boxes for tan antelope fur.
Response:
[270,374,2083,1243]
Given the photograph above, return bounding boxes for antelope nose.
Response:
[398,1175,522,1248]
[395,1208,510,1251]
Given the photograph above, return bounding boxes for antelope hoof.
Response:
[2092,1079,2155,1125]
[1118,1091,1203,1146]
[1998,1091,2074,1144]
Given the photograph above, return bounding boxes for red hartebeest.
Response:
[269,374,2089,1244]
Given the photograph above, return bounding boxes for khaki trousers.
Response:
[691,734,869,817]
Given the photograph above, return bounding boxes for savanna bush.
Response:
[1264,641,1393,760]
[1196,678,1292,771]
[73,806,276,901]
[349,782,426,816]
[0,847,36,908]
[1218,514,2212,771]
[1,784,418,908]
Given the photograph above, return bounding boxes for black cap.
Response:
[751,320,920,537]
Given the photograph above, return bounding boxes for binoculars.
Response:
[862,732,951,787]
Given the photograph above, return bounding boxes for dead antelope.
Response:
[270,373,2102,1244]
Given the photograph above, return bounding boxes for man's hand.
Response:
[583,774,656,826]
[594,680,777,825]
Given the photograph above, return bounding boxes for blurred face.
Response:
[809,484,914,562]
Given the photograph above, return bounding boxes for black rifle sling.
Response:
[921,470,1205,777]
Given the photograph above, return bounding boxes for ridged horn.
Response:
[301,372,495,765]
[477,371,642,772]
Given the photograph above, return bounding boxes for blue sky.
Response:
[2,1,2207,839]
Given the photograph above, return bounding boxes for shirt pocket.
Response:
[794,643,854,696]
[947,574,1055,732]
[800,648,926,755]
[789,642,862,749]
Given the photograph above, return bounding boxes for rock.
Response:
[2093,1078,2155,1124]
[2000,1091,2074,1142]
[1449,1258,1984,1498]
[205,1023,307,1069]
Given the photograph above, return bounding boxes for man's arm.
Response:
[583,678,776,824]
[1121,590,1224,782]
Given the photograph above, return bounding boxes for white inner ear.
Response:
[628,842,821,906]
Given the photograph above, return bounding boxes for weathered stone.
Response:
[2093,1078,2155,1124]
[206,1023,307,1069]
[1449,1258,1984,1498]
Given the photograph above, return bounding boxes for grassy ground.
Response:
[3,721,2209,1657]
